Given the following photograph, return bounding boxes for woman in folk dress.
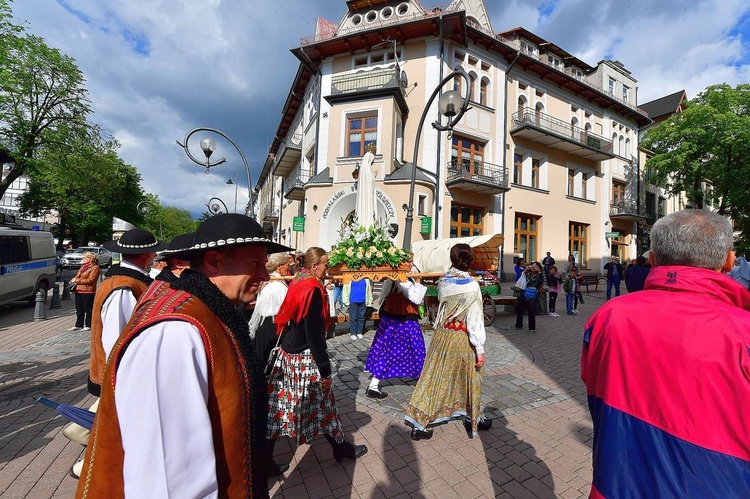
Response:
[404,243,491,440]
[266,247,367,464]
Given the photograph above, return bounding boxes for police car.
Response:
[0,228,57,306]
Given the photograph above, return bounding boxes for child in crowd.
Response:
[547,265,562,317]
[564,267,577,315]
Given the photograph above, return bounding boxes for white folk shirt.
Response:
[100,260,148,359]
[115,320,217,498]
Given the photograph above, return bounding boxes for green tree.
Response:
[138,193,198,242]
[0,0,92,199]
[642,83,750,253]
[19,128,144,248]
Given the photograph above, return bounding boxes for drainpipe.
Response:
[433,14,445,240]
[500,52,520,278]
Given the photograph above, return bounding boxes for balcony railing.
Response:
[511,109,614,154]
[609,202,646,217]
[283,167,312,198]
[263,207,279,220]
[446,158,509,192]
[331,67,403,96]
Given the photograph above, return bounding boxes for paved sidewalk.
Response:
[0,290,603,498]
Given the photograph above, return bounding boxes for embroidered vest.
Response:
[77,281,261,498]
[88,275,149,396]
[382,289,420,318]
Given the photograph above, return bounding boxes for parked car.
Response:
[61,246,112,268]
[0,228,57,306]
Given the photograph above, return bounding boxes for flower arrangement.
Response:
[328,217,411,270]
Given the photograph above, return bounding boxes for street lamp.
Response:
[205,197,229,216]
[226,172,239,214]
[137,200,162,240]
[402,68,472,251]
[176,128,254,217]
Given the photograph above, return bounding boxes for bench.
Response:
[579,273,607,292]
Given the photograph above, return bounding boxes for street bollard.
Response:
[50,283,62,309]
[62,280,71,300]
[33,290,47,321]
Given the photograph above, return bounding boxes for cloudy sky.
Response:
[10,0,750,218]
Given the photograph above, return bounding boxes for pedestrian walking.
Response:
[267,247,368,465]
[76,214,290,498]
[405,243,491,440]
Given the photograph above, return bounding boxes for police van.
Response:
[0,228,57,307]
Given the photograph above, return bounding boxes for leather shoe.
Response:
[465,418,493,433]
[410,427,433,441]
[266,461,289,477]
[365,388,387,399]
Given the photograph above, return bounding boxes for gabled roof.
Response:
[639,90,687,121]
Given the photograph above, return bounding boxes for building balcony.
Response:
[283,167,311,201]
[609,202,647,222]
[326,67,408,115]
[510,110,615,162]
[272,133,302,177]
[445,158,509,195]
[263,207,279,221]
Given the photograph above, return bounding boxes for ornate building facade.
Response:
[254,0,652,274]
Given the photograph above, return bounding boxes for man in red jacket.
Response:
[582,209,750,498]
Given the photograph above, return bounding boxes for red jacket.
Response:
[582,266,750,498]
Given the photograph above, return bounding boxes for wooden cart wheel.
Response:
[482,294,496,326]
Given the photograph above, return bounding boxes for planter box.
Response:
[328,262,411,284]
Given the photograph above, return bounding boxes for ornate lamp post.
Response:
[226,171,239,214]
[176,128,254,217]
[402,68,472,251]
[137,200,162,240]
[205,197,229,216]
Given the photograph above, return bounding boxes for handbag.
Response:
[264,329,285,377]
[514,273,527,290]
[67,282,77,292]
[523,286,538,300]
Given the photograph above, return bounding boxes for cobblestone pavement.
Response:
[0,289,605,498]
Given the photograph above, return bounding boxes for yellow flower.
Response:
[346,248,354,257]
[376,251,383,258]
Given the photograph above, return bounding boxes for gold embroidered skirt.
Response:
[404,325,483,434]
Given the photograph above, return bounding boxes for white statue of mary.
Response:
[355,143,377,229]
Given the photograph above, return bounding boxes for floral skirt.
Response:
[404,325,483,434]
[365,314,425,379]
[266,348,345,445]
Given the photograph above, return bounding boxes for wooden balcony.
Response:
[445,158,510,195]
[511,110,615,162]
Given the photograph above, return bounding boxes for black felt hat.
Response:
[103,228,168,255]
[160,233,195,256]
[172,214,292,256]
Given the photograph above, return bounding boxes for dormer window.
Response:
[546,54,562,68]
[520,40,536,56]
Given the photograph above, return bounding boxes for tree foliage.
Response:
[138,193,198,242]
[641,83,750,253]
[19,127,144,248]
[0,0,92,199]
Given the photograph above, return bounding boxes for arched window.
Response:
[625,138,631,158]
[453,65,463,95]
[468,71,477,102]
[480,77,489,106]
[619,136,625,157]
[612,133,618,156]
[571,117,579,139]
[518,96,527,116]
[535,102,544,125]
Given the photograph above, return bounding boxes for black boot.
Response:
[324,434,368,462]
[265,438,289,477]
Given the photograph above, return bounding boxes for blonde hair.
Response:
[300,247,327,271]
[82,251,98,263]
[266,252,289,273]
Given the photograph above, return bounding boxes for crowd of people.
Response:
[57,208,750,497]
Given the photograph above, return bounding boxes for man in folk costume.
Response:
[66,228,166,479]
[76,214,292,498]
